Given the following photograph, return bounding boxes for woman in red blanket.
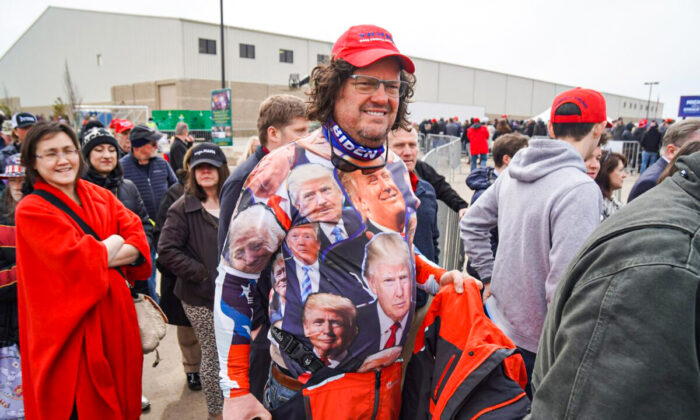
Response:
[15,121,151,420]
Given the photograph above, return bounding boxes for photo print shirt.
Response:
[214,129,446,397]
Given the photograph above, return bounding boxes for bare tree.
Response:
[0,85,14,117]
[64,60,82,127]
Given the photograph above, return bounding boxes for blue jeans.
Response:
[263,367,298,411]
[471,154,487,170]
[147,248,159,303]
[640,151,658,174]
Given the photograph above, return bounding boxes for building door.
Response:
[158,83,177,110]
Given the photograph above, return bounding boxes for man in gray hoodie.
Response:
[460,87,606,396]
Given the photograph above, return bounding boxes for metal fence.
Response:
[159,129,213,143]
[606,140,640,175]
[74,105,150,133]
[421,136,464,270]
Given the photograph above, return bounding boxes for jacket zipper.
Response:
[371,369,381,420]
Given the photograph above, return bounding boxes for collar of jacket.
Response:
[127,153,155,166]
[673,152,700,202]
[174,136,191,148]
[183,193,204,213]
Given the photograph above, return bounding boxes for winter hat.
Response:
[82,127,120,158]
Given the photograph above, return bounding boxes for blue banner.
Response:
[678,96,700,117]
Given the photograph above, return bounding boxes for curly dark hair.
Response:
[306,58,415,132]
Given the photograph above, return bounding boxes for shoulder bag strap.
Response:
[32,189,100,240]
[32,189,129,281]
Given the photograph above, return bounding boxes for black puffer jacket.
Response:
[83,165,154,249]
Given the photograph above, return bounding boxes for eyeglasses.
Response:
[349,75,408,98]
[35,148,80,163]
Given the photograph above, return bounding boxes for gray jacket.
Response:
[460,139,601,352]
[530,152,700,419]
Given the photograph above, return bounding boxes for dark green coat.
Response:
[529,152,700,419]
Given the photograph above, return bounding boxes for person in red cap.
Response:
[461,87,607,398]
[113,119,135,155]
[214,24,478,420]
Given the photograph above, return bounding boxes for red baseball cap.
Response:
[638,118,648,128]
[114,119,134,134]
[550,88,607,124]
[473,118,481,123]
[332,25,415,73]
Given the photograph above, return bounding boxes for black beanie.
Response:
[82,127,120,158]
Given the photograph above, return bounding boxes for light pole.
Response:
[220,0,225,89]
[644,81,659,120]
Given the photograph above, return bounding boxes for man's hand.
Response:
[223,393,271,420]
[439,270,482,294]
[482,282,492,301]
[458,207,468,219]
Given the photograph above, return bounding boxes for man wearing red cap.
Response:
[214,24,477,419]
[461,87,605,397]
[112,118,134,155]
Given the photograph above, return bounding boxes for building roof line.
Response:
[4,6,654,104]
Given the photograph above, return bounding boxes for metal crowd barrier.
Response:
[421,136,464,271]
[606,140,640,175]
[159,129,213,143]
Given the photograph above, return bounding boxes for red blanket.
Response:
[16,179,151,420]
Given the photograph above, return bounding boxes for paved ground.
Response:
[142,154,640,418]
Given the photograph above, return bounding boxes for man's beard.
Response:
[355,127,390,149]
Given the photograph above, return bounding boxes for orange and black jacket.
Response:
[402,283,530,419]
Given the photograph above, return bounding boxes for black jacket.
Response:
[169,137,191,174]
[83,166,154,250]
[414,160,468,213]
[158,193,219,308]
[640,126,662,152]
[155,182,190,326]
[632,126,646,143]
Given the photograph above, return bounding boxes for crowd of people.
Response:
[0,22,698,420]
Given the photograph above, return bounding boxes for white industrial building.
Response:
[0,6,662,133]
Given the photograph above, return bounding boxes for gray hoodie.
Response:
[460,138,601,352]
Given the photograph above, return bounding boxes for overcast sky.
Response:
[1,0,698,118]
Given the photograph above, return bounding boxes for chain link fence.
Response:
[421,135,464,271]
